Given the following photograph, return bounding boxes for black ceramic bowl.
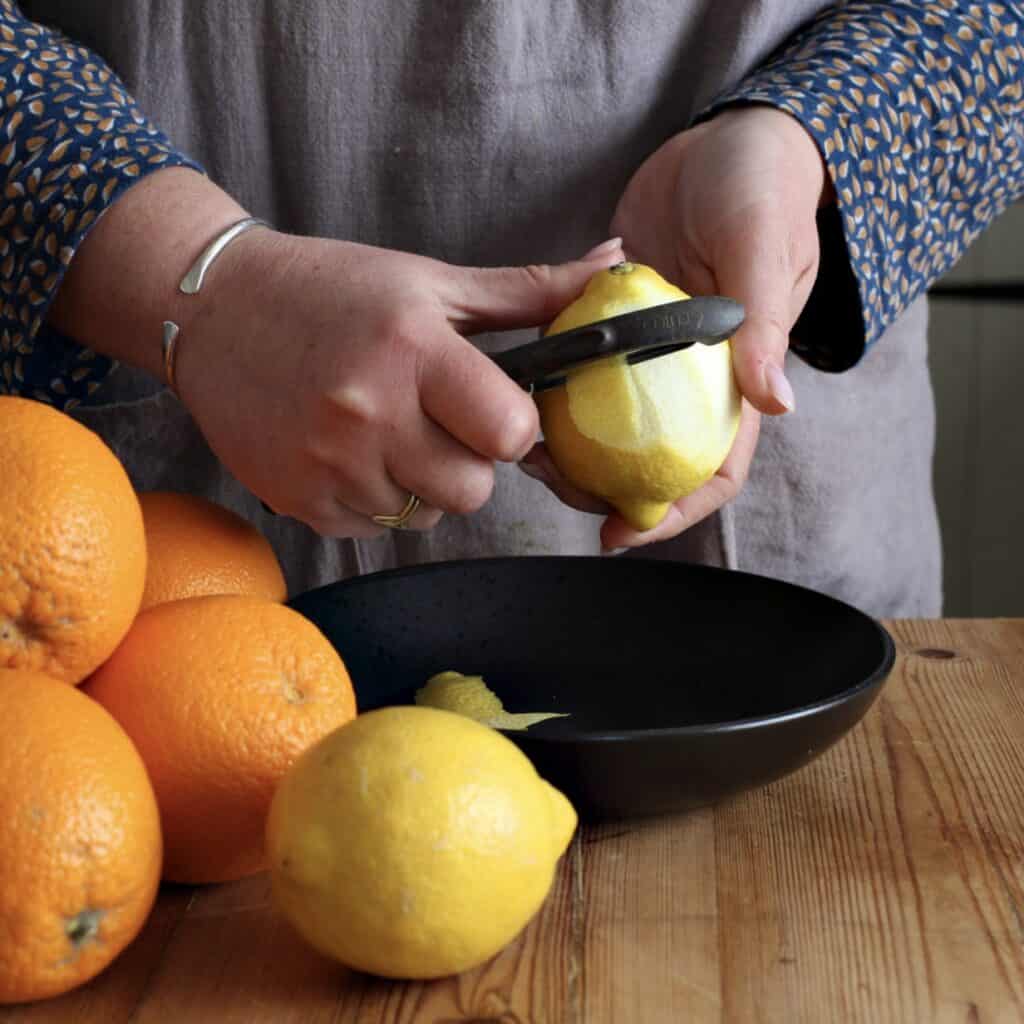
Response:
[288,557,895,821]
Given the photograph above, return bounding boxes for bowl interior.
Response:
[288,557,893,737]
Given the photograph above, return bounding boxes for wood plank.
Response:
[576,619,1024,1023]
[0,856,578,1024]
[126,874,348,1024]
[577,810,721,1022]
[2,620,1023,1023]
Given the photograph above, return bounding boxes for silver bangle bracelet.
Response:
[161,215,269,395]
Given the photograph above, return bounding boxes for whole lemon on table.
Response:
[266,705,577,979]
[536,262,741,531]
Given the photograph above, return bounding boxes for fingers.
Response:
[599,402,761,550]
[518,443,612,515]
[252,236,642,539]
[271,458,443,538]
[295,392,503,536]
[516,405,761,552]
[300,487,442,540]
[420,239,627,462]
[386,414,496,517]
[301,501,392,540]
[710,207,819,417]
[418,331,541,463]
[440,240,624,335]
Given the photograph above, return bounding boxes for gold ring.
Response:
[371,493,422,530]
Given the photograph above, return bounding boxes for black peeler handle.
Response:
[489,296,744,391]
[490,323,617,388]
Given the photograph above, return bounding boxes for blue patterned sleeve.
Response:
[706,1,1024,371]
[0,1,202,408]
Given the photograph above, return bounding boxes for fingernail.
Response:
[582,237,623,260]
[603,546,628,557]
[763,363,795,412]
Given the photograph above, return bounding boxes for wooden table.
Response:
[3,619,1023,1023]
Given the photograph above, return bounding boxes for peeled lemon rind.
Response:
[415,671,568,732]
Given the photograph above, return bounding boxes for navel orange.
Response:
[84,595,356,884]
[0,668,162,1004]
[0,396,146,684]
[137,491,287,611]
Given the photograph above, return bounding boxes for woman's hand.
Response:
[168,231,623,537]
[523,105,830,550]
[48,167,622,538]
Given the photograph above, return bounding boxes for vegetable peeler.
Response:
[489,295,745,392]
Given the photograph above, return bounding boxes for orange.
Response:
[84,595,357,884]
[0,396,146,684]
[0,668,162,1004]
[137,490,287,611]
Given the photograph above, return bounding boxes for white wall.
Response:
[928,202,1024,616]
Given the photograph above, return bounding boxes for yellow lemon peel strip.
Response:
[415,671,568,731]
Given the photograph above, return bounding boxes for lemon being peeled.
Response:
[536,262,741,531]
[266,706,577,979]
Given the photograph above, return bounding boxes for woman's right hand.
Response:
[173,230,622,536]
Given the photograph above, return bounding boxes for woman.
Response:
[5,1,1022,616]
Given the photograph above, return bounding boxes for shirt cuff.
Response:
[700,1,1024,372]
[0,10,204,408]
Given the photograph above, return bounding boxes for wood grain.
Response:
[2,619,1023,1023]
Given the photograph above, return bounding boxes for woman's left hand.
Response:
[522,105,831,550]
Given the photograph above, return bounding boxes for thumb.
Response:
[443,238,624,334]
[712,219,811,416]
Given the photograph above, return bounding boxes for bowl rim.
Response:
[289,556,898,744]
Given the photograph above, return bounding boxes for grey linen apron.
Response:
[30,0,942,618]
